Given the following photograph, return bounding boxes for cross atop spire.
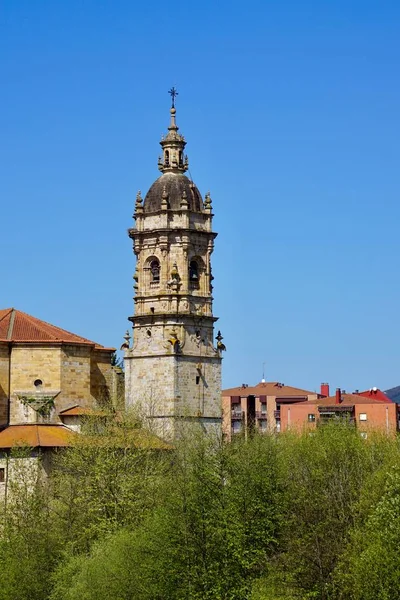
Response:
[168,86,178,108]
[157,89,189,174]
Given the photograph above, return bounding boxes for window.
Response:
[259,420,267,432]
[189,260,199,282]
[359,413,367,421]
[261,403,267,414]
[308,414,316,422]
[150,260,160,283]
[34,379,43,388]
[232,420,242,434]
[0,468,4,483]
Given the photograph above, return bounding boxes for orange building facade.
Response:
[280,389,397,436]
[222,382,398,439]
[222,381,320,439]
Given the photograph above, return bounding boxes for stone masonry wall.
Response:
[10,346,62,424]
[0,345,10,425]
[59,345,92,412]
[0,451,52,505]
[3,344,113,426]
[125,354,177,418]
[174,355,221,419]
[56,346,113,412]
[125,352,221,440]
[90,350,113,407]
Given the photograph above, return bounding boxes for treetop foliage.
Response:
[1,423,400,599]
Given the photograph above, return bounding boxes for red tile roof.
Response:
[356,389,393,402]
[0,308,114,350]
[308,393,393,407]
[0,424,76,448]
[0,423,171,451]
[222,381,317,398]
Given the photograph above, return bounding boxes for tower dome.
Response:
[143,173,203,213]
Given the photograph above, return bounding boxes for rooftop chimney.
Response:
[321,383,330,397]
[335,388,341,404]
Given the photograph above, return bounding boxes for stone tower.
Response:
[124,95,223,440]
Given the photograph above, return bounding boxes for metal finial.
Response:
[120,330,131,350]
[168,86,178,108]
[216,330,226,352]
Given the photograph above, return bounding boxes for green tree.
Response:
[51,431,283,600]
[154,432,282,599]
[334,465,400,600]
[269,425,379,599]
[0,449,63,600]
[50,415,169,553]
[111,350,124,369]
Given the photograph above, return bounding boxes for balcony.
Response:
[318,416,355,426]
[274,410,281,419]
[256,411,267,419]
[231,411,243,420]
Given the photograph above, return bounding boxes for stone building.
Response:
[124,96,223,440]
[0,307,118,501]
[0,307,116,427]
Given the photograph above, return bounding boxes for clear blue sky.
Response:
[1,0,399,392]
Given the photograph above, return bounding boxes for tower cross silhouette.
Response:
[168,86,178,108]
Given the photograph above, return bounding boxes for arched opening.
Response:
[189,260,199,282]
[179,150,183,167]
[150,259,160,283]
[164,150,170,166]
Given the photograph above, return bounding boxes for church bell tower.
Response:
[124,90,223,440]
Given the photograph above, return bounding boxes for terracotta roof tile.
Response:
[308,393,393,407]
[222,381,317,398]
[0,424,76,448]
[357,389,393,402]
[0,308,114,350]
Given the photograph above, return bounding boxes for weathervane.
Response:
[168,86,178,108]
